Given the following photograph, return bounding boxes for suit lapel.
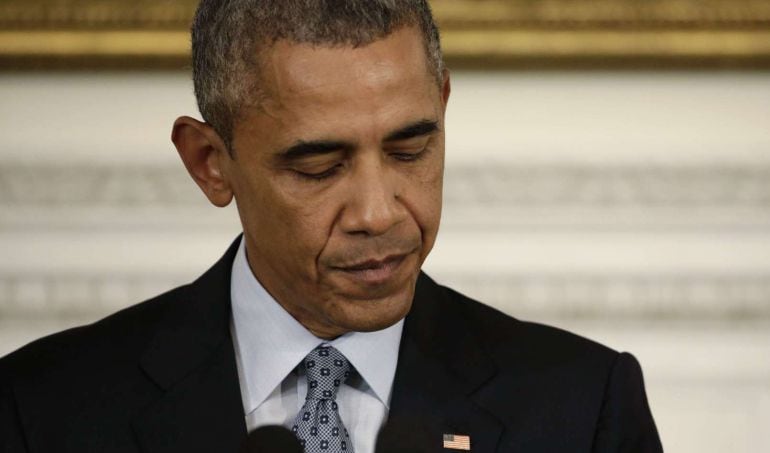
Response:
[385,274,504,452]
[132,238,247,453]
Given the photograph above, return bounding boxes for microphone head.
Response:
[239,425,303,453]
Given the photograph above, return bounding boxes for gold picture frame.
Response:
[1,0,769,70]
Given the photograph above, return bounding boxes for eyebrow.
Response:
[384,119,440,142]
[275,119,440,161]
[277,140,352,162]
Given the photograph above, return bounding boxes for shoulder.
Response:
[0,284,189,388]
[433,283,662,450]
[437,281,619,374]
[0,284,204,448]
[0,236,241,383]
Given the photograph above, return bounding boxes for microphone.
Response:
[239,425,303,453]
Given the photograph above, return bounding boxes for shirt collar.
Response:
[230,237,403,414]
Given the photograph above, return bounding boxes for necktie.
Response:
[292,344,354,452]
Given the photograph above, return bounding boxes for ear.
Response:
[171,116,234,208]
[441,69,451,107]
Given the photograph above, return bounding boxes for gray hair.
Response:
[191,0,444,155]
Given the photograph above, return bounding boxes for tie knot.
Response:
[303,344,351,401]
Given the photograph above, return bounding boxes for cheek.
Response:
[403,156,444,242]
[418,178,443,238]
[269,189,343,265]
[234,175,324,269]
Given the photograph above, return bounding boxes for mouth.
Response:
[331,252,412,285]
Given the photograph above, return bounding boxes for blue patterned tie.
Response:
[292,344,354,452]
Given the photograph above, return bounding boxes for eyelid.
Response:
[277,148,348,171]
[390,147,428,161]
[386,134,432,146]
[386,136,429,150]
[286,151,344,172]
[292,163,343,181]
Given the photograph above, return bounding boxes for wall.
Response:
[1,71,769,451]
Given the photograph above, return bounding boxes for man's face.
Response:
[222,26,449,338]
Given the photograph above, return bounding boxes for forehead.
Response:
[245,26,440,135]
[264,26,432,93]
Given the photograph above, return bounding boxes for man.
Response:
[0,0,662,452]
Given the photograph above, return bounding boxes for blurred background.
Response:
[1,0,769,451]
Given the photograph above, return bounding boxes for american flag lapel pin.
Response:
[443,433,471,451]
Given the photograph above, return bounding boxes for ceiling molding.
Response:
[1,0,769,70]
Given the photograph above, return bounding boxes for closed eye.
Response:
[293,164,343,181]
[391,149,427,162]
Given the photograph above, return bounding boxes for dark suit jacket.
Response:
[1,239,662,452]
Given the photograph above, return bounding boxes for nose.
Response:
[338,155,407,236]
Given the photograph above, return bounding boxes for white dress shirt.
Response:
[230,238,404,453]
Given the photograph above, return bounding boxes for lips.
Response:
[331,252,412,285]
[341,254,405,270]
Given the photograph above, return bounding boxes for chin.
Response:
[336,282,416,333]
